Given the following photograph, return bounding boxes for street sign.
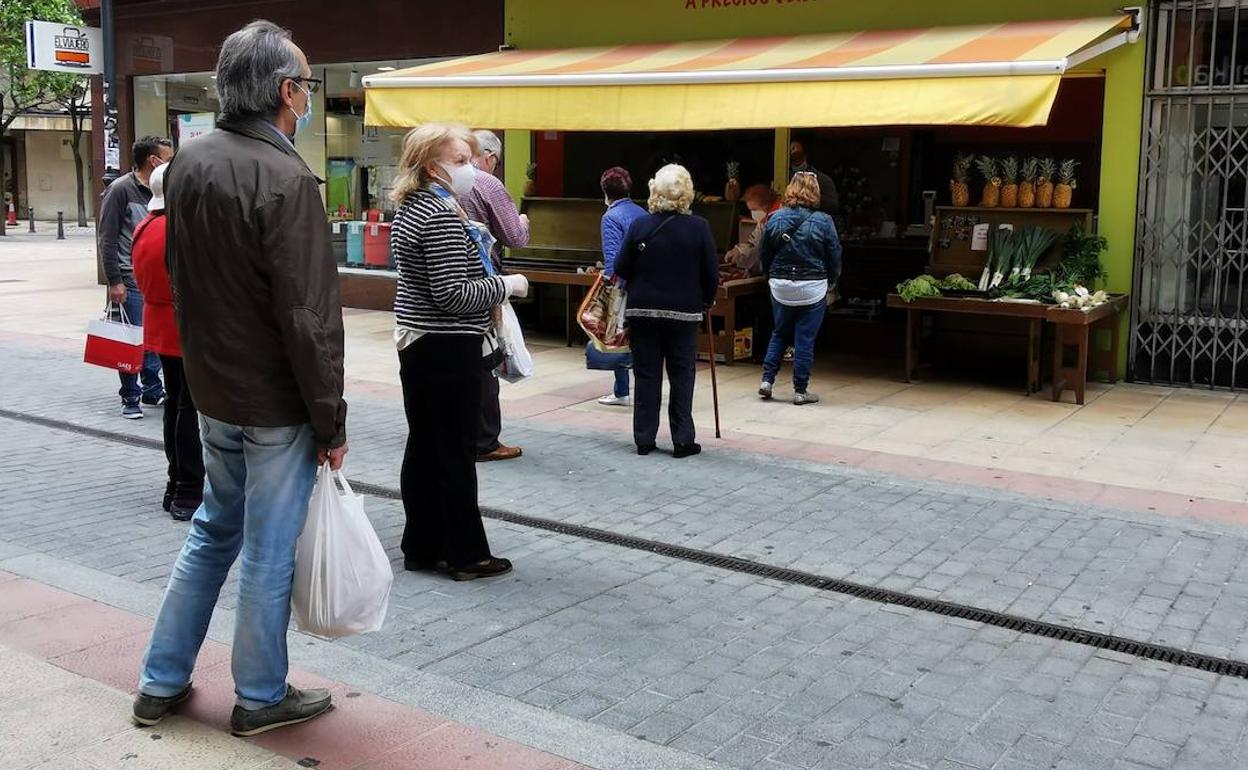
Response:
[25,20,104,75]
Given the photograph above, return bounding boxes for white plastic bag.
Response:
[291,464,393,639]
[495,300,534,383]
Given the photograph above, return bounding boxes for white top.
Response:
[769,278,828,307]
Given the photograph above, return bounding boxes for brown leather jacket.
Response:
[165,118,347,448]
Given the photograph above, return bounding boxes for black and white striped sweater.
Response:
[391,190,507,336]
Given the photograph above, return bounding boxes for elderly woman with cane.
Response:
[613,164,720,458]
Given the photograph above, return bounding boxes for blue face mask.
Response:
[290,84,313,136]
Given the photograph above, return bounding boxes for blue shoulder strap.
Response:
[430,184,497,277]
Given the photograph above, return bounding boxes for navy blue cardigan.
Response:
[614,212,721,323]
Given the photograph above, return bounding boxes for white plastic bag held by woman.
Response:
[291,464,393,639]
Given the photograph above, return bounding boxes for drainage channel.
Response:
[7,406,1248,680]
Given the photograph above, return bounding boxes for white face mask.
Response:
[437,160,475,197]
[750,209,766,223]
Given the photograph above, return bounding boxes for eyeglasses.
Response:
[289,76,322,94]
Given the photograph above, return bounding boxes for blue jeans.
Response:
[112,277,163,404]
[586,342,631,397]
[763,299,826,393]
[139,416,318,710]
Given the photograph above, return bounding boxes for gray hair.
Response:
[473,129,502,160]
[215,20,304,122]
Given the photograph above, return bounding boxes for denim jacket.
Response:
[759,206,842,284]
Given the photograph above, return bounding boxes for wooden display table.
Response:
[886,293,1128,404]
[1047,295,1128,405]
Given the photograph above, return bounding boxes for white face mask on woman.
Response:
[750,209,766,223]
[437,160,476,197]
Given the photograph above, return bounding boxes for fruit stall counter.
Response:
[886,293,1128,405]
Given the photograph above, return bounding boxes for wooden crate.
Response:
[929,206,1093,279]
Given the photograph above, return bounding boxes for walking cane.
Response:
[705,311,722,439]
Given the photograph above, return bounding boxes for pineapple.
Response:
[976,156,1000,208]
[999,157,1020,208]
[1036,157,1056,208]
[724,161,741,201]
[1019,157,1038,208]
[1053,159,1077,209]
[950,154,973,207]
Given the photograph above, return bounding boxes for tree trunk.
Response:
[70,103,87,227]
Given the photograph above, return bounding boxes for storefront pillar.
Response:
[293,67,328,205]
[504,129,531,202]
[1093,45,1146,378]
[773,127,790,192]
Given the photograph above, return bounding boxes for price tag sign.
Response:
[970,223,990,251]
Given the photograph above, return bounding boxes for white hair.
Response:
[647,164,694,214]
[473,129,502,160]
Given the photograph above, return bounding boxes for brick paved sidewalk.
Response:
[0,571,585,770]
[7,399,1248,768]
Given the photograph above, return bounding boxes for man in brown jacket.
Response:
[132,20,346,738]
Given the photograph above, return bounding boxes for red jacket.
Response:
[130,213,180,357]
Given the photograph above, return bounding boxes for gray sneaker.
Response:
[758,380,773,399]
[793,391,820,406]
[132,683,192,726]
[230,685,333,736]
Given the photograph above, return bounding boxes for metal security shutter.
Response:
[1133,1,1248,387]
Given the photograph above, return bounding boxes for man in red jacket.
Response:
[130,163,204,521]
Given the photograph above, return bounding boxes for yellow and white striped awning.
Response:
[364,16,1135,131]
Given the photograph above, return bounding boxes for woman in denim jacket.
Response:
[758,172,842,405]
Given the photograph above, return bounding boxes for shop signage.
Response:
[178,113,216,143]
[25,20,104,74]
[683,0,819,8]
[125,33,173,75]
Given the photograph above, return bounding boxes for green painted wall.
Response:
[505,0,1147,374]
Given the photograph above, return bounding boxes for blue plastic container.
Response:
[346,221,365,266]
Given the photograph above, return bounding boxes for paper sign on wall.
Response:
[178,113,215,144]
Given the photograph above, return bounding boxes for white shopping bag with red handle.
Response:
[84,304,144,373]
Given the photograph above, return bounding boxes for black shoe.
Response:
[230,685,333,737]
[673,443,702,459]
[403,558,448,573]
[169,501,198,522]
[636,444,656,456]
[162,488,174,513]
[448,557,513,582]
[141,393,167,407]
[133,683,192,726]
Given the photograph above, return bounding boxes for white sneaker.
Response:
[758,381,773,399]
[598,394,631,406]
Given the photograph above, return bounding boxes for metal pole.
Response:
[57,212,64,240]
[100,0,121,189]
[29,210,35,233]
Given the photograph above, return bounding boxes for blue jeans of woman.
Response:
[138,417,318,710]
[762,300,826,393]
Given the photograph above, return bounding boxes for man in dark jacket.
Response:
[99,135,173,419]
[132,20,345,738]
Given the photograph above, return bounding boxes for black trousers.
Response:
[399,334,492,568]
[629,319,698,448]
[477,372,502,455]
[158,355,204,504]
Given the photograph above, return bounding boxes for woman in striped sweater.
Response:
[390,123,529,582]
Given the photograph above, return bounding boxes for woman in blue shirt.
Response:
[591,167,646,406]
[758,172,842,405]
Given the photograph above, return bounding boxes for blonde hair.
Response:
[647,164,694,214]
[390,123,478,204]
[783,171,821,209]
